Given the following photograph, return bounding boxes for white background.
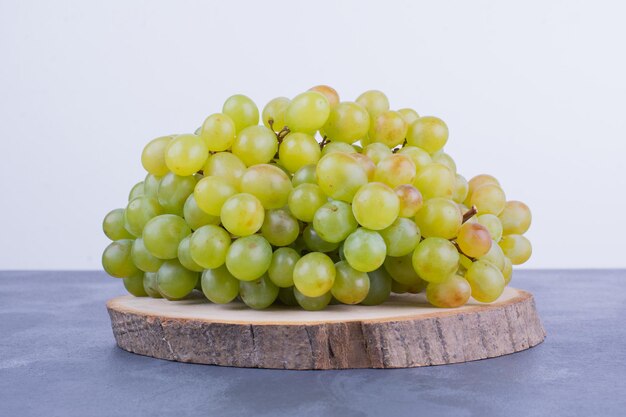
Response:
[1,0,625,270]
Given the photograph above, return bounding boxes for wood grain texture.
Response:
[107,288,545,369]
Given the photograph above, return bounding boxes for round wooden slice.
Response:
[107,287,545,369]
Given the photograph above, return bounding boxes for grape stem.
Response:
[276,126,290,143]
[268,118,274,131]
[319,137,329,149]
[451,241,477,262]
[462,206,478,223]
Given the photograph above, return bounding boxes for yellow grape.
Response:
[374,154,416,188]
[322,101,370,143]
[352,182,400,230]
[288,183,328,222]
[406,116,448,154]
[452,173,469,203]
[498,201,532,235]
[355,90,389,118]
[398,145,432,174]
[414,198,462,239]
[397,108,420,125]
[194,176,237,216]
[141,135,173,176]
[426,275,471,308]
[262,97,290,132]
[164,134,208,176]
[285,91,330,133]
[412,237,459,283]
[222,94,259,133]
[349,153,376,181]
[293,252,336,297]
[278,132,321,173]
[321,141,356,155]
[232,125,278,167]
[476,214,503,242]
[220,193,265,236]
[239,164,292,209]
[202,152,246,189]
[465,260,505,302]
[413,163,455,200]
[368,110,408,148]
[498,235,532,265]
[456,222,492,258]
[309,85,340,107]
[394,185,423,218]
[200,113,236,151]
[316,152,368,202]
[464,174,500,205]
[470,184,506,215]
[362,142,392,164]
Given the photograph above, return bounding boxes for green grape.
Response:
[374,154,416,188]
[261,209,300,246]
[383,254,426,288]
[412,237,459,283]
[189,225,231,269]
[316,152,368,202]
[291,164,317,186]
[142,214,191,259]
[157,172,197,216]
[352,182,400,230]
[262,97,290,132]
[379,217,421,257]
[225,235,272,281]
[394,184,423,218]
[288,183,327,222]
[368,110,408,148]
[277,286,299,306]
[201,266,240,304]
[164,134,208,176]
[313,200,358,243]
[240,164,292,209]
[284,91,330,133]
[391,280,407,293]
[355,90,389,118]
[498,235,532,265]
[143,272,162,298]
[460,253,474,271]
[397,108,420,125]
[103,208,134,240]
[502,256,513,285]
[202,151,246,188]
[131,237,163,272]
[480,240,505,271]
[141,135,172,176]
[176,235,204,272]
[143,173,162,198]
[426,275,471,308]
[362,142,393,164]
[413,163,455,200]
[239,274,279,309]
[194,176,237,217]
[322,101,370,143]
[331,261,370,304]
[124,196,163,237]
[498,201,532,235]
[102,239,138,278]
[123,272,148,297]
[302,225,340,252]
[156,259,199,299]
[414,197,461,239]
[268,247,300,288]
[293,252,336,297]
[361,267,392,306]
[453,173,469,203]
[457,222,492,258]
[222,94,259,133]
[470,184,506,215]
[294,288,332,311]
[309,85,339,107]
[232,125,278,166]
[200,113,236,151]
[278,132,321,173]
[349,153,376,181]
[432,151,456,173]
[343,228,387,272]
[128,181,145,201]
[183,194,220,230]
[398,145,432,173]
[320,141,357,155]
[476,214,503,242]
[406,116,448,154]
[465,260,505,302]
[465,174,500,205]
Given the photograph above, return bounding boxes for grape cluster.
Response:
[102,86,532,310]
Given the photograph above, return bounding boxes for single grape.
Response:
[432,151,456,173]
[465,260,505,302]
[316,152,368,202]
[465,174,500,205]
[394,184,423,218]
[294,288,332,311]
[225,235,272,281]
[349,153,376,181]
[177,235,204,272]
[261,209,300,246]
[188,224,231,269]
[128,181,145,201]
[278,132,321,173]
[201,266,240,304]
[368,110,408,148]
[202,152,246,188]
[194,176,237,217]
[239,274,279,309]
[374,154,416,188]
[291,164,317,186]
[220,193,265,237]
[103,208,134,240]
[240,164,292,209]
[141,135,173,176]
[362,142,392,164]
[142,214,191,259]
[182,194,220,231]
[200,113,236,151]
[453,174,469,203]
[379,217,421,257]
[383,254,426,288]
[302,225,340,253]
[355,90,389,118]
[480,240,505,271]
[288,183,327,222]
[123,272,148,297]
[285,91,331,133]
[268,247,300,288]
[277,286,299,306]
[498,235,532,265]
[426,275,471,308]
[222,94,259,133]
[397,108,420,125]
[406,116,448,153]
[352,182,400,230]
[232,125,278,166]
[456,222,492,258]
[156,259,199,299]
[131,237,163,272]
[398,145,432,173]
[320,141,357,155]
[143,272,162,298]
[143,173,162,198]
[102,239,138,278]
[470,184,506,215]
[262,97,290,132]
[502,256,513,285]
[331,261,370,304]
[309,85,340,107]
[157,172,197,216]
[412,237,459,283]
[476,213,503,242]
[164,134,208,177]
[414,197,462,239]
[498,201,532,235]
[293,252,336,297]
[322,101,370,143]
[413,163,455,200]
[313,200,358,243]
[343,228,387,272]
[361,267,392,306]
[124,196,163,237]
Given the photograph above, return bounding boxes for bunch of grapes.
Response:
[101,86,532,310]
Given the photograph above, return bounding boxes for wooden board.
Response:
[107,287,545,369]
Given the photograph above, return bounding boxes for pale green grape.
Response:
[278,286,298,306]
[313,200,358,243]
[398,146,432,173]
[368,110,408,148]
[158,172,197,216]
[379,218,421,257]
[239,274,279,309]
[124,196,163,237]
[143,272,162,298]
[349,153,376,181]
[156,259,199,299]
[128,182,145,201]
[278,132,321,173]
[355,90,389,118]
[123,272,148,297]
[426,275,471,308]
[164,134,208,176]
[470,184,506,215]
[294,288,332,311]
[293,252,336,297]
[502,256,513,285]
[302,225,339,252]
[183,194,220,230]
[456,222,492,258]
[498,201,532,235]
[131,237,163,272]
[361,267,392,306]
[413,163,455,200]
[177,235,204,272]
[262,97,290,132]
[103,208,134,240]
[476,214,503,242]
[225,235,272,281]
[414,197,461,239]
[194,176,237,217]
[322,101,370,143]
[394,184,423,218]
[291,164,317,186]
[465,260,505,302]
[102,239,138,278]
[202,152,246,188]
[288,183,327,222]
[352,182,400,230]
[232,125,278,166]
[480,240,505,271]
[222,94,259,133]
[383,254,425,287]
[452,173,469,203]
[320,141,356,155]
[331,261,370,304]
[284,91,330,133]
[465,174,500,205]
[261,209,300,246]
[498,235,532,265]
[189,225,231,269]
[412,237,459,283]
[406,116,448,153]
[362,142,392,164]
[200,113,236,151]
[374,154,416,188]
[343,228,387,272]
[142,214,191,259]
[309,85,340,107]
[201,266,240,304]
[398,108,420,125]
[240,164,292,209]
[268,247,300,288]
[316,152,368,202]
[143,173,162,198]
[141,135,172,176]
[432,151,456,173]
